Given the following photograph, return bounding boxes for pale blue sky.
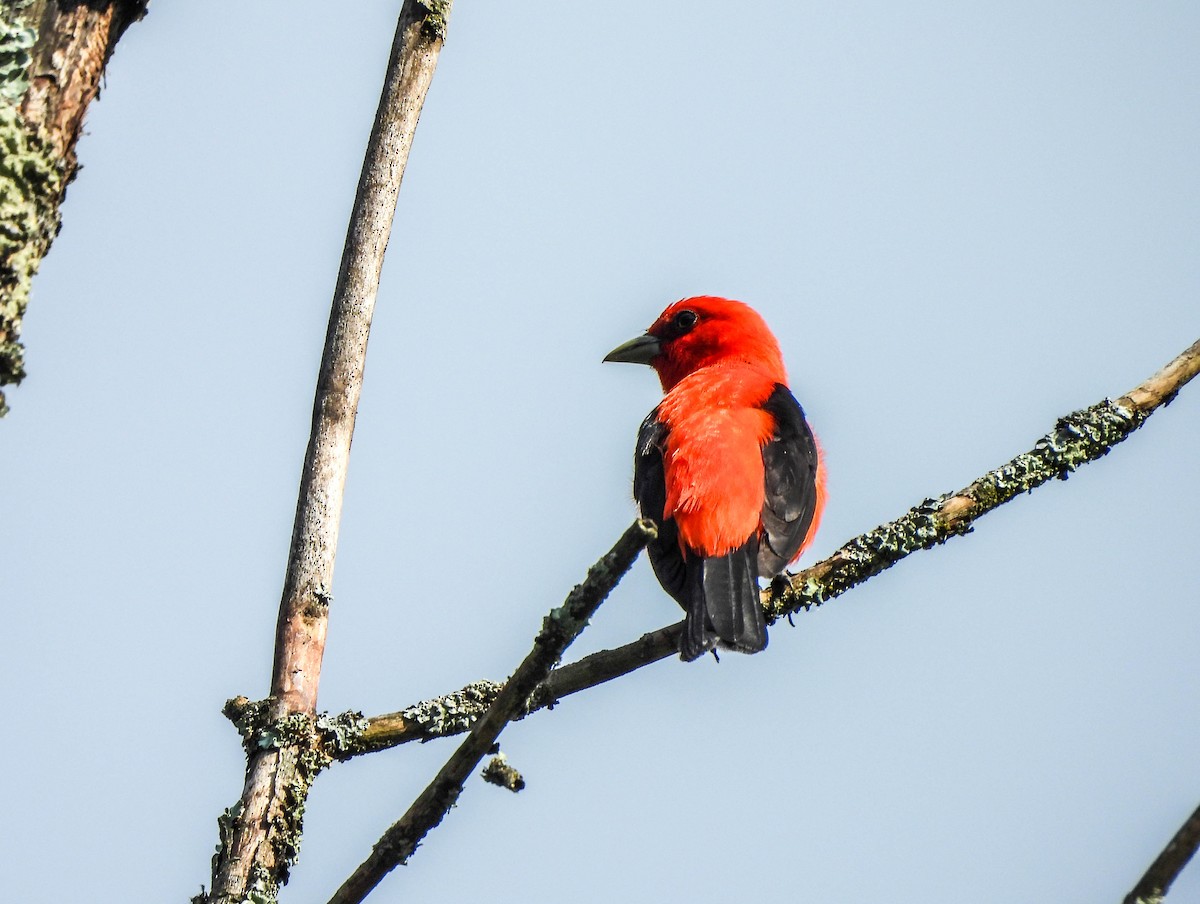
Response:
[3,2,1199,902]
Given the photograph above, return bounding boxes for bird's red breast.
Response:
[657,365,779,557]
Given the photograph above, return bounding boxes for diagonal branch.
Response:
[0,0,148,414]
[339,337,1200,755]
[765,337,1200,622]
[326,519,657,904]
[1123,801,1200,904]
[202,3,453,903]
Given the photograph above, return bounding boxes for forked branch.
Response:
[327,519,656,904]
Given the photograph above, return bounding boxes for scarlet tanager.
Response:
[605,297,825,661]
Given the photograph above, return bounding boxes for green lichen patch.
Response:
[314,708,371,758]
[0,100,66,410]
[0,12,35,104]
[224,697,369,767]
[767,398,1147,623]
[393,680,502,743]
[481,752,525,792]
[222,695,273,749]
[214,700,372,899]
[418,0,453,41]
[242,865,280,904]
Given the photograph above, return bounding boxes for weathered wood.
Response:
[268,0,446,717]
[203,3,453,902]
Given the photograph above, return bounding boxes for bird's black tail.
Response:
[679,537,768,662]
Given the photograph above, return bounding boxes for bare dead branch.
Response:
[202,3,453,902]
[326,519,656,904]
[269,0,450,722]
[343,337,1200,754]
[1123,801,1200,904]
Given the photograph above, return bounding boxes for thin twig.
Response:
[340,337,1200,755]
[203,4,452,902]
[326,519,657,904]
[1123,801,1200,904]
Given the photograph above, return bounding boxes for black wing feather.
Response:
[758,384,821,577]
[697,537,767,658]
[633,409,686,604]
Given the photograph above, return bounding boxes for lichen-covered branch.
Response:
[336,625,680,757]
[0,0,146,415]
[1123,801,1200,904]
[344,337,1200,753]
[766,337,1200,621]
[202,337,1195,901]
[201,3,453,903]
[326,519,656,904]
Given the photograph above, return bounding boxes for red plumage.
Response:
[605,297,825,660]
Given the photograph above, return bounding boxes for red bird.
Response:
[605,297,825,661]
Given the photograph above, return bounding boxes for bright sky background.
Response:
[3,2,1199,903]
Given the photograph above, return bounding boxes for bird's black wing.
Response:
[758,383,821,577]
[632,409,687,604]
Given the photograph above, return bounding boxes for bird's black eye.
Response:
[671,309,698,334]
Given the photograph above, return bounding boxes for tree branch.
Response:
[1124,801,1200,904]
[341,337,1200,755]
[326,519,656,904]
[202,3,452,902]
[0,0,147,414]
[766,337,1200,622]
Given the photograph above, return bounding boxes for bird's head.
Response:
[603,296,786,391]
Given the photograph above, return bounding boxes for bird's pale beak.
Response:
[603,333,661,365]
